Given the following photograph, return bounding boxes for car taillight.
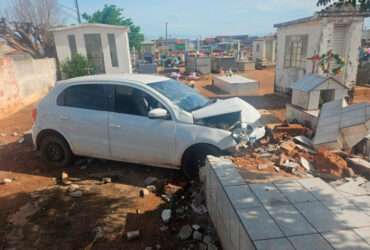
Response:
[32,108,37,123]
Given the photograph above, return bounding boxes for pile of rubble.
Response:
[231,123,366,180]
[140,177,220,250]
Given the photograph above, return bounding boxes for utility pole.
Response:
[165,22,168,43]
[75,0,81,24]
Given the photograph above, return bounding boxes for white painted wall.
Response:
[275,17,364,94]
[53,25,132,76]
[252,37,276,65]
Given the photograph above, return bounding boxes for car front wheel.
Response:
[182,145,221,179]
[40,135,73,167]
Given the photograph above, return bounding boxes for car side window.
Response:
[57,84,108,111]
[114,85,165,117]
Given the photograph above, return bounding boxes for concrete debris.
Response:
[300,157,313,172]
[139,188,150,197]
[17,137,24,144]
[177,225,193,240]
[146,185,157,192]
[1,178,13,185]
[191,203,207,215]
[207,243,218,250]
[67,184,80,192]
[280,140,296,154]
[293,135,314,149]
[282,161,299,173]
[70,190,83,198]
[126,230,140,240]
[257,161,275,170]
[192,224,201,231]
[347,158,370,178]
[274,166,280,172]
[314,149,349,178]
[161,209,172,224]
[144,176,158,186]
[61,171,70,185]
[193,230,203,241]
[101,177,111,184]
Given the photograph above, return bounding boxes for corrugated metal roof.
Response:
[291,74,347,92]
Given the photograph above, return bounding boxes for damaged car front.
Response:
[192,97,266,144]
[149,79,266,150]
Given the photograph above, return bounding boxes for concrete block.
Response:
[274,180,317,204]
[255,238,294,250]
[225,185,261,209]
[354,227,370,245]
[288,234,334,250]
[249,183,289,206]
[237,207,283,241]
[218,171,246,187]
[323,230,370,250]
[265,204,316,236]
[295,201,346,233]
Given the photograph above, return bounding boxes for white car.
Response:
[32,74,265,177]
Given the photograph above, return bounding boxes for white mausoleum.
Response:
[274,5,368,94]
[51,24,132,76]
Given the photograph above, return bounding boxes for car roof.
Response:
[57,74,170,86]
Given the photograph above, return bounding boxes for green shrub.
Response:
[61,54,95,79]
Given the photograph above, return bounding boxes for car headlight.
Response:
[232,124,254,142]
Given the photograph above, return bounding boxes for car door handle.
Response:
[109,124,121,128]
[60,115,69,120]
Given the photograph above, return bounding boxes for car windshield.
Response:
[149,79,211,112]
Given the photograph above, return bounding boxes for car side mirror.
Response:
[148,108,169,119]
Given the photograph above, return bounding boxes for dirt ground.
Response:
[0,67,286,250]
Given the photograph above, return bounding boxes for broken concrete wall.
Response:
[0,53,56,118]
[286,104,319,128]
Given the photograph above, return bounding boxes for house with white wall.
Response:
[252,35,276,66]
[51,24,132,76]
[274,5,369,94]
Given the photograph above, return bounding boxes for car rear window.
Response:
[57,84,108,111]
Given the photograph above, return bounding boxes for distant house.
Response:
[286,74,348,128]
[51,24,132,76]
[252,35,276,66]
[274,5,369,94]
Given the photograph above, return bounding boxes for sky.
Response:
[41,0,370,39]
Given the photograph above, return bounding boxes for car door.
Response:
[108,84,177,167]
[56,83,110,158]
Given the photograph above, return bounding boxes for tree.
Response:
[61,54,95,79]
[0,0,62,58]
[317,0,370,11]
[82,4,144,50]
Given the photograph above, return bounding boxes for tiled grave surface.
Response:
[205,156,370,250]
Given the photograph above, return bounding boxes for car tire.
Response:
[182,145,221,179]
[40,135,73,167]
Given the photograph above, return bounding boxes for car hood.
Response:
[192,97,261,124]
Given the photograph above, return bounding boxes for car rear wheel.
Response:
[182,145,221,179]
[40,135,73,167]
